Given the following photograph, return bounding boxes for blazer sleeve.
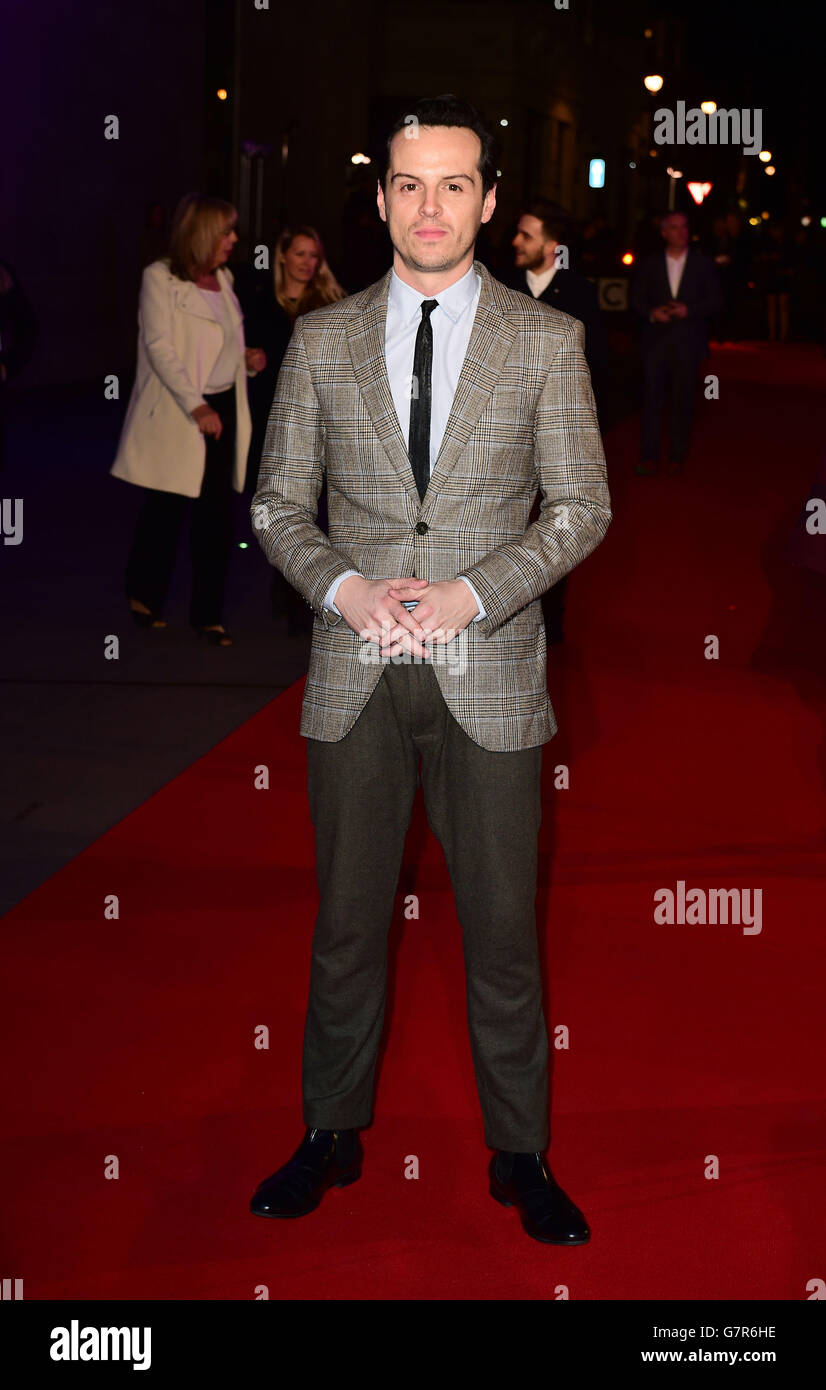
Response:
[249,314,356,611]
[685,257,724,320]
[140,264,206,417]
[459,318,612,639]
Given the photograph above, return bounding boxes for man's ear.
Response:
[481,183,497,224]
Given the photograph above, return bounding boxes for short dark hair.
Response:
[381,93,498,196]
[520,198,571,246]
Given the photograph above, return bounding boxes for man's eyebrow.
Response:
[390,172,476,183]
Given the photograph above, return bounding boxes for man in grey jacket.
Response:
[249,94,611,1244]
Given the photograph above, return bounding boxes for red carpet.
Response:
[3,342,825,1300]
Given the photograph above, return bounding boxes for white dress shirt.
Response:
[525,263,559,298]
[666,249,687,299]
[324,262,486,620]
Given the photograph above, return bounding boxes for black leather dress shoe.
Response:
[489,1150,590,1245]
[250,1127,363,1218]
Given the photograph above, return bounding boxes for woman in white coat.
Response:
[111,193,266,646]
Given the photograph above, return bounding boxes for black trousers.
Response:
[302,659,550,1152]
[125,387,235,627]
[640,339,702,463]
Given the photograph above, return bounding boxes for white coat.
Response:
[111,258,253,498]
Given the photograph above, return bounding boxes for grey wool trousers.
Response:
[302,657,550,1152]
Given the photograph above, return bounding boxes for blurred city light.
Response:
[687,181,712,204]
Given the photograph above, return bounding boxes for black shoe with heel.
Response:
[250,1127,362,1218]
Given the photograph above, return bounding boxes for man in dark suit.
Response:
[505,201,608,423]
[503,201,609,642]
[631,211,722,475]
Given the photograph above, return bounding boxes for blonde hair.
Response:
[273,225,346,315]
[167,193,237,282]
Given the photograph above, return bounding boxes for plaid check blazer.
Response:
[250,258,611,751]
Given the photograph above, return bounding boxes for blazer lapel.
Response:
[664,251,693,299]
[676,252,695,298]
[346,267,418,502]
[426,261,517,500]
[346,258,518,506]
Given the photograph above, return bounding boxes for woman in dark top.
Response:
[237,225,346,632]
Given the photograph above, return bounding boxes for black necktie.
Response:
[408,299,438,502]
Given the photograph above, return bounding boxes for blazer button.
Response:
[415,521,429,534]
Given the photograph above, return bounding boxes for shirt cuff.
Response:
[458,575,486,621]
[323,570,361,614]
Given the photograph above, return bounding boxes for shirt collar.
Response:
[526,264,558,291]
[389,261,479,326]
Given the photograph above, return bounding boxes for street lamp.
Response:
[666,166,683,210]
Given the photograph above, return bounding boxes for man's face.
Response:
[512,214,555,271]
[661,214,689,251]
[376,124,496,275]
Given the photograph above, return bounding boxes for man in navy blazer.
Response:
[631,211,722,474]
[502,201,609,641]
[504,201,608,426]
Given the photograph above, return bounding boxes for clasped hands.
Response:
[335,575,479,658]
[651,299,688,323]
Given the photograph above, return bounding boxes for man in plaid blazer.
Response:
[249,95,611,1245]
